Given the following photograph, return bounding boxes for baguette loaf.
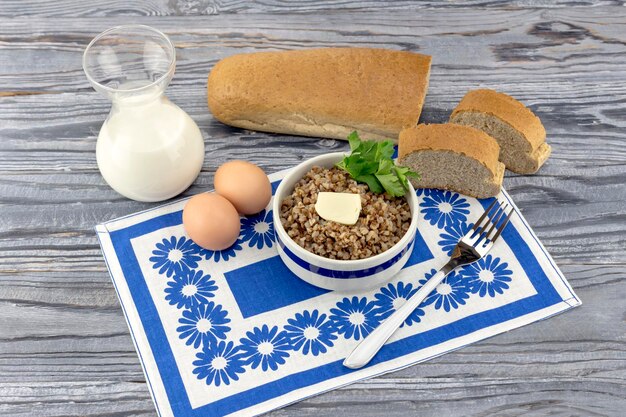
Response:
[398,124,505,198]
[207,48,431,142]
[450,89,551,174]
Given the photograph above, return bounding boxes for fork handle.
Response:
[343,268,450,369]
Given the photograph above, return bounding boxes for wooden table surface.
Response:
[1,1,625,416]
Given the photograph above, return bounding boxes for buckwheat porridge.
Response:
[279,166,412,260]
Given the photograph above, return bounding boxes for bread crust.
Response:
[398,123,503,180]
[450,89,546,151]
[533,142,552,170]
[207,48,431,142]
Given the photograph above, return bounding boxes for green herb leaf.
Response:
[376,158,394,175]
[347,131,361,152]
[376,141,395,161]
[356,174,384,194]
[394,165,420,191]
[335,131,420,196]
[342,155,377,178]
[375,173,405,197]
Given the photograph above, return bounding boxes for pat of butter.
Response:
[315,192,362,225]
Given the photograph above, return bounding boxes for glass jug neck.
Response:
[110,86,166,108]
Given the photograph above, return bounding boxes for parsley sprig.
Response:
[335,131,420,197]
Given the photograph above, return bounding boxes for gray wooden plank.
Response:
[1,10,626,91]
[0,378,623,416]
[0,0,624,18]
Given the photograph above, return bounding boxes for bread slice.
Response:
[398,124,505,198]
[449,89,551,174]
[207,48,431,142]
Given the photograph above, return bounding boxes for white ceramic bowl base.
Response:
[272,152,420,292]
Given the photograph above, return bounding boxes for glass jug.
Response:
[83,25,204,202]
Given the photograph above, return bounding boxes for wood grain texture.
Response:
[0,1,625,18]
[0,2,625,417]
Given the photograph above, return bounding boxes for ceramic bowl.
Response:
[272,152,419,292]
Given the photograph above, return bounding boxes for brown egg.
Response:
[182,193,240,251]
[214,160,271,215]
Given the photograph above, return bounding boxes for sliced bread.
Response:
[449,89,551,174]
[398,124,505,198]
[207,48,431,143]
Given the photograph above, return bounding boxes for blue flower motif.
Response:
[239,324,290,371]
[197,239,243,262]
[372,281,425,326]
[420,269,470,312]
[240,209,275,250]
[420,189,470,229]
[415,188,432,198]
[176,302,230,349]
[149,236,202,278]
[164,269,218,309]
[438,221,474,256]
[459,254,513,297]
[193,341,246,387]
[329,296,380,341]
[283,310,337,356]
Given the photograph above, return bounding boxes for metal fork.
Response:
[343,199,515,369]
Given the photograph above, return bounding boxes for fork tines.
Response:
[470,199,514,246]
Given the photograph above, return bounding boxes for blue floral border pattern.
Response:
[148,191,513,387]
